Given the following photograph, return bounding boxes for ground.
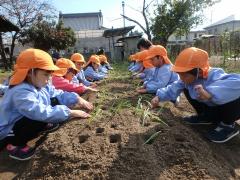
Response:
[0,60,240,180]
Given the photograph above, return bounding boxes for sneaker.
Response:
[183,115,212,125]
[174,96,180,107]
[206,122,239,143]
[7,144,35,161]
[41,123,59,133]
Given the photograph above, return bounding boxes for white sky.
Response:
[52,0,240,32]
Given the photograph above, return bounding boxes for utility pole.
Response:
[121,1,126,61]
[122,1,125,28]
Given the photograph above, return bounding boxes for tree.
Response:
[0,0,55,69]
[121,0,156,41]
[151,0,219,47]
[53,21,76,51]
[21,20,76,51]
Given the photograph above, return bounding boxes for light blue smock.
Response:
[156,68,240,106]
[144,64,179,93]
[0,84,8,96]
[139,67,155,82]
[72,69,92,86]
[129,62,142,72]
[84,66,105,81]
[99,65,108,74]
[0,83,78,140]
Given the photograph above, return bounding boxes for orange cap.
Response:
[171,47,210,78]
[10,48,59,85]
[85,55,100,67]
[99,54,108,63]
[129,53,138,61]
[146,45,171,64]
[70,53,85,63]
[136,50,149,62]
[53,58,79,76]
[143,59,154,68]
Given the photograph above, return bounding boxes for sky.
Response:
[51,0,240,32]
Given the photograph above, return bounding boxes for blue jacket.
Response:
[139,67,155,82]
[84,66,105,81]
[156,68,240,106]
[105,63,113,70]
[0,83,78,140]
[128,62,135,70]
[129,62,142,72]
[99,65,108,74]
[0,84,8,96]
[72,69,92,86]
[144,64,179,93]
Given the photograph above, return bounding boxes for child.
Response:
[129,53,143,73]
[96,48,113,70]
[52,58,97,94]
[84,55,106,81]
[128,54,137,71]
[129,38,153,74]
[137,45,179,94]
[70,53,97,88]
[0,49,93,160]
[151,47,240,143]
[99,54,113,73]
[132,50,155,82]
[137,37,152,51]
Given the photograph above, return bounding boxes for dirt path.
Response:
[0,64,240,179]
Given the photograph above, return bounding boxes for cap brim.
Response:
[146,53,156,60]
[74,59,85,63]
[143,60,154,68]
[171,65,193,72]
[40,65,60,71]
[52,68,68,76]
[9,68,29,85]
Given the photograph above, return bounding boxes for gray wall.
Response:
[62,16,101,31]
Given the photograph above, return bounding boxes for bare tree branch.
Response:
[121,0,153,40]
[145,0,156,10]
[121,14,147,34]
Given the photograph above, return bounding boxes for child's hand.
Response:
[86,87,99,92]
[151,96,160,108]
[90,83,98,88]
[70,110,91,119]
[77,96,94,111]
[136,88,147,94]
[194,84,212,101]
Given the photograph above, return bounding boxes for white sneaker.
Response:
[174,96,180,107]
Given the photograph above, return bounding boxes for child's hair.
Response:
[137,38,152,50]
[84,55,100,70]
[83,61,92,70]
[185,68,202,77]
[96,48,105,55]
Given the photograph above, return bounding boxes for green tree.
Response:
[21,20,76,51]
[151,0,219,47]
[53,21,76,51]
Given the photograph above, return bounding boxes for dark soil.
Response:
[0,65,240,180]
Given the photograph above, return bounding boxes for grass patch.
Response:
[0,70,11,83]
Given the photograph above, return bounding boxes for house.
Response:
[102,26,136,60]
[167,30,206,46]
[59,11,109,54]
[204,15,240,35]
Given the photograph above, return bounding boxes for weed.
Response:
[143,131,161,145]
